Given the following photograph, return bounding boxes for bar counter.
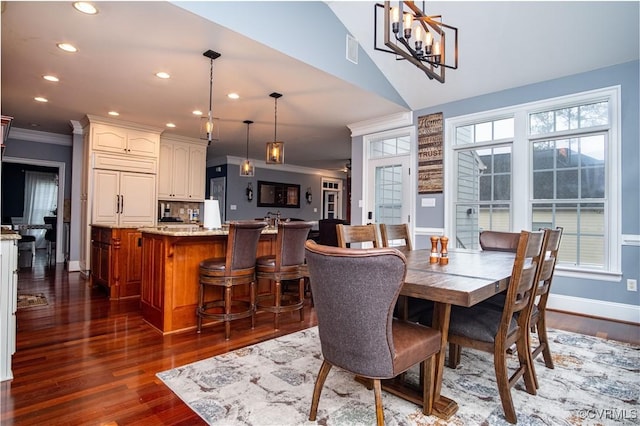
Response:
[140,226,277,334]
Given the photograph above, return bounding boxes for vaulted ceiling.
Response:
[2,1,638,171]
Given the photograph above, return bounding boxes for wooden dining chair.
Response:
[445,230,546,424]
[336,223,380,248]
[304,240,441,426]
[256,221,313,330]
[379,223,430,321]
[528,227,563,388]
[479,230,520,252]
[380,223,412,252]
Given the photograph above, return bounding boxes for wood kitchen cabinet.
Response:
[158,134,207,201]
[91,226,143,299]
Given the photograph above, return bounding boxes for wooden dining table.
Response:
[386,248,516,420]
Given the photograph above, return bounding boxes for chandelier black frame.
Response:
[374,1,458,83]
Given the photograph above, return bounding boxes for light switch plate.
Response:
[230,205,237,210]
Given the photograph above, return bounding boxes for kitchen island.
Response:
[140,225,277,334]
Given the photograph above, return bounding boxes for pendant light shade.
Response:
[266,92,284,164]
[200,49,221,145]
[240,120,255,177]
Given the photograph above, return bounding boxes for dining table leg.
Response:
[430,301,459,419]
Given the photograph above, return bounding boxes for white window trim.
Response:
[444,86,621,281]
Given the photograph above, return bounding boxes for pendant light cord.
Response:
[273,96,277,142]
[208,58,214,136]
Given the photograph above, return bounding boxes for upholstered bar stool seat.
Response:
[256,221,312,330]
[197,221,267,339]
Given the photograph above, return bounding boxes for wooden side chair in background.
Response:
[304,240,441,426]
[479,230,520,252]
[336,223,380,248]
[380,223,429,321]
[380,223,412,252]
[529,227,563,387]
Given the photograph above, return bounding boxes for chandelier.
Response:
[240,120,255,177]
[200,49,221,145]
[375,1,458,83]
[266,92,284,164]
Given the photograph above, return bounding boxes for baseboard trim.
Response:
[547,294,640,324]
[67,260,81,272]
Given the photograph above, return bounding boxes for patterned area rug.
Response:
[157,327,639,425]
[17,293,48,309]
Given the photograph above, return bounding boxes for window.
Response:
[445,87,620,278]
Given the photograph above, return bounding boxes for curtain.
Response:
[23,171,58,249]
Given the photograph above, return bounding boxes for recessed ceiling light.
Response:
[108,111,120,116]
[34,97,48,103]
[73,2,98,15]
[227,93,240,99]
[43,75,60,82]
[192,110,203,116]
[57,43,77,53]
[166,123,176,128]
[155,72,170,79]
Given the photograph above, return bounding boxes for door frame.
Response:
[361,125,417,228]
[3,156,66,263]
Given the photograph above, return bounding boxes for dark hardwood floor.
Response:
[2,250,638,425]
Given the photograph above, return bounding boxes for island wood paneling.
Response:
[140,232,276,334]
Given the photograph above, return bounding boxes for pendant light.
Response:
[200,49,221,145]
[266,92,284,164]
[240,120,255,177]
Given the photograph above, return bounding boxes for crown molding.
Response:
[8,127,72,146]
[211,155,345,178]
[347,111,413,137]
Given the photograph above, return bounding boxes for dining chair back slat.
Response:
[336,223,380,248]
[380,223,412,252]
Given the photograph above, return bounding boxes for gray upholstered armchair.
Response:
[304,240,441,425]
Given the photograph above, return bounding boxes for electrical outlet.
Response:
[627,279,637,292]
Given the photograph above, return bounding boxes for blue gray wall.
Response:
[350,60,639,314]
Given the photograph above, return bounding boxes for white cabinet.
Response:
[158,135,207,201]
[189,144,207,200]
[92,170,157,226]
[91,123,159,158]
[1,237,19,382]
[80,116,162,274]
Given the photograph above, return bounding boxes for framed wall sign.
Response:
[417,112,444,193]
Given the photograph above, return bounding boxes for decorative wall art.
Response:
[418,112,444,193]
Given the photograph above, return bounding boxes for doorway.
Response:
[362,126,416,228]
[2,156,66,263]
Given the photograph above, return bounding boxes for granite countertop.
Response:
[140,225,278,237]
[0,228,22,241]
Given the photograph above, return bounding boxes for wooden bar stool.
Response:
[256,221,312,330]
[197,221,267,339]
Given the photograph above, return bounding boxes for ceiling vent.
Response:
[346,34,358,64]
